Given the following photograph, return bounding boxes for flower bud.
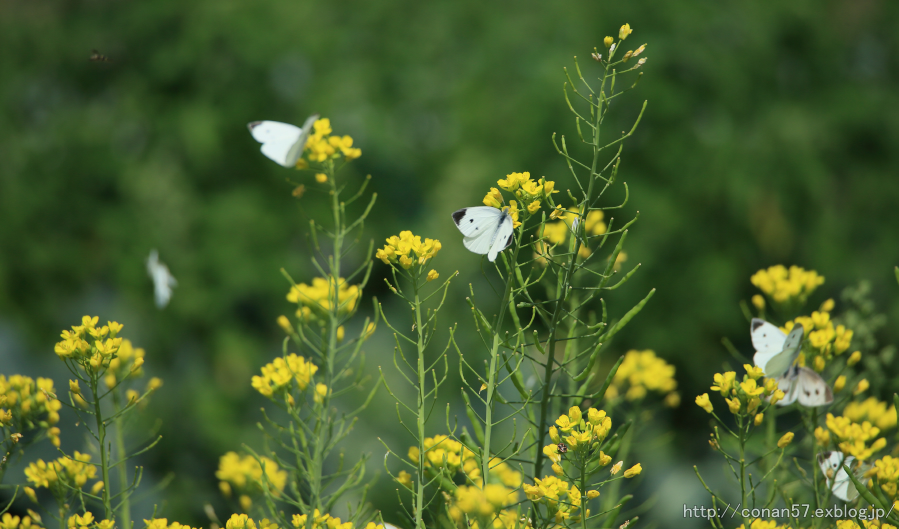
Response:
[624,463,642,478]
[777,432,794,448]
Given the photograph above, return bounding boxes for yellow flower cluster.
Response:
[375,231,442,270]
[750,265,824,305]
[216,452,287,510]
[1,514,43,529]
[0,375,61,442]
[735,521,788,529]
[102,339,146,390]
[287,277,360,321]
[826,413,887,461]
[251,354,318,397]
[67,513,114,529]
[781,308,854,370]
[54,316,126,373]
[869,456,899,499]
[224,515,279,529]
[144,519,201,529]
[483,172,558,227]
[289,511,385,529]
[698,367,785,417]
[301,118,361,164]
[835,520,897,529]
[407,435,521,488]
[448,485,519,528]
[523,475,583,524]
[543,407,613,476]
[606,350,677,403]
[843,397,897,431]
[25,452,98,490]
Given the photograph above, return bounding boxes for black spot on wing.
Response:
[504,233,513,248]
[247,121,262,131]
[452,209,467,226]
[751,319,764,331]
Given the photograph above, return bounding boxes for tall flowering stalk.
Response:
[376,231,455,529]
[696,266,899,529]
[243,117,381,527]
[51,317,161,528]
[441,24,653,528]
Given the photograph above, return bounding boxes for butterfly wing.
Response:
[773,369,800,406]
[818,452,860,502]
[452,207,504,237]
[463,228,497,255]
[752,319,804,377]
[487,212,514,262]
[794,367,834,407]
[147,250,176,309]
[765,324,804,377]
[247,121,303,167]
[751,319,787,371]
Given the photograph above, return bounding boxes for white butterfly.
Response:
[247,114,319,168]
[146,250,177,309]
[451,206,515,262]
[818,451,869,502]
[751,318,833,407]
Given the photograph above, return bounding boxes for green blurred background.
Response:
[2,0,899,527]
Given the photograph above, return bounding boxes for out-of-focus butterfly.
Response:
[247,115,319,168]
[147,250,177,309]
[818,451,870,502]
[451,206,514,262]
[751,318,833,407]
[89,49,112,62]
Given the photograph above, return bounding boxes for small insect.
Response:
[147,250,177,309]
[751,318,833,407]
[557,443,568,454]
[450,206,515,262]
[89,49,112,62]
[247,115,319,168]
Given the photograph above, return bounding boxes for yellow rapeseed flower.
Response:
[604,36,614,48]
[216,452,287,498]
[609,350,677,401]
[619,24,633,40]
[695,393,713,414]
[750,265,824,304]
[843,397,897,431]
[376,231,442,269]
[752,294,765,310]
[426,269,439,282]
[777,432,794,448]
[814,426,831,445]
[624,463,642,478]
[251,354,318,397]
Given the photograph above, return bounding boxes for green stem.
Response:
[580,459,588,529]
[112,394,131,529]
[533,63,607,482]
[91,377,113,519]
[481,238,523,488]
[413,269,427,529]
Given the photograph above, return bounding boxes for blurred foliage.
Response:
[2,0,899,527]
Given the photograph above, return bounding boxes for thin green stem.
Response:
[112,393,131,529]
[413,269,427,529]
[91,377,113,519]
[481,239,523,488]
